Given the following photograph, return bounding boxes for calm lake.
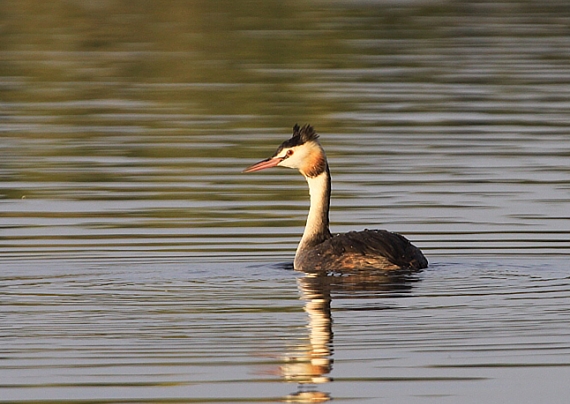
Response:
[1,0,570,403]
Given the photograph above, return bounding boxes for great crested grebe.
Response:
[244,124,428,272]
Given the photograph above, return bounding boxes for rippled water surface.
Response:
[1,1,570,403]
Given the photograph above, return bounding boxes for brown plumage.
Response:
[244,125,428,273]
[296,230,428,272]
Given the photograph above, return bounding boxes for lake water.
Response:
[1,0,570,403]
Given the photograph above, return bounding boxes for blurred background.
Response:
[2,1,570,403]
[2,0,569,260]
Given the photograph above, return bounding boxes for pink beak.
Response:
[243,157,283,173]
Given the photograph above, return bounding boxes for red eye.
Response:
[286,150,294,157]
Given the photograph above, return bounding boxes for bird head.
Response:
[243,124,327,178]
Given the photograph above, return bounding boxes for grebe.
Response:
[244,124,428,272]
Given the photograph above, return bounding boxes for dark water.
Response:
[1,1,570,402]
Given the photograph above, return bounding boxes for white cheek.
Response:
[278,158,296,169]
[279,151,306,169]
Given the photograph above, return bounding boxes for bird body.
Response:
[296,229,427,272]
[244,124,427,272]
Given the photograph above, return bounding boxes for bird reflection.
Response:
[283,269,421,402]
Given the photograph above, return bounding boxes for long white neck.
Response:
[295,167,332,259]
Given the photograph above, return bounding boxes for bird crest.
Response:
[293,124,319,144]
[276,124,321,153]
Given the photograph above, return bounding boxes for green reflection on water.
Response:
[2,0,570,259]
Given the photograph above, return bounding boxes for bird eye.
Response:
[286,150,294,157]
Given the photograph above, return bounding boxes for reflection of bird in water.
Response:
[280,274,333,403]
[244,124,428,273]
[282,275,333,382]
[282,271,421,403]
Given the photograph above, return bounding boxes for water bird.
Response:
[244,124,428,272]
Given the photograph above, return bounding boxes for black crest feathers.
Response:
[293,124,319,143]
[280,124,319,149]
[275,124,320,154]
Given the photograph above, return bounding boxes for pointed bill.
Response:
[243,157,283,173]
